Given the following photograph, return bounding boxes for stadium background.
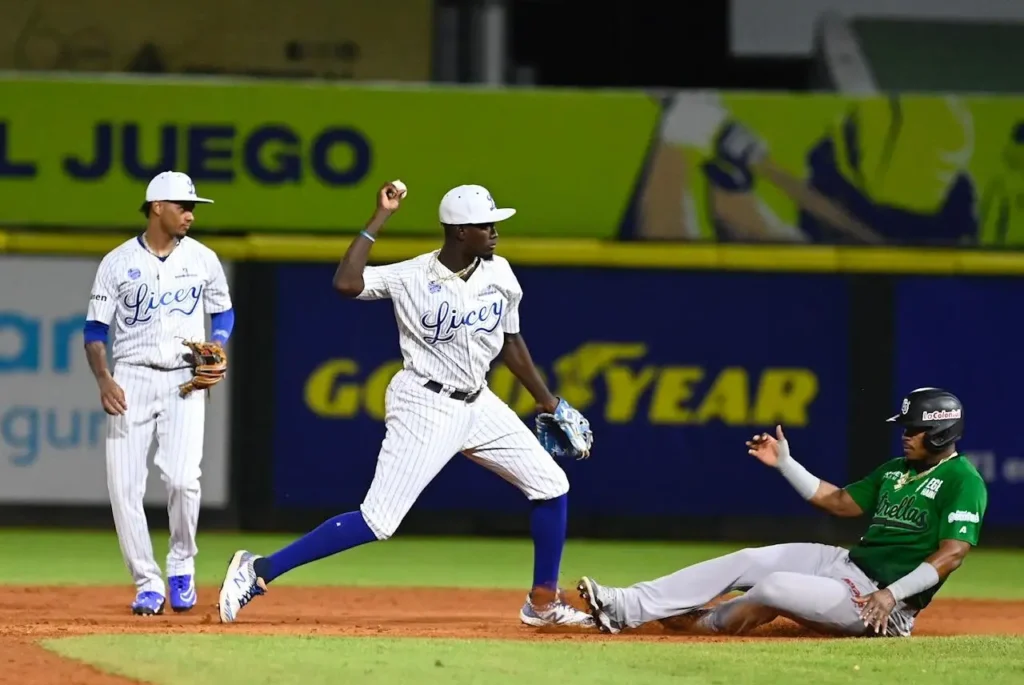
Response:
[2,2,1024,681]
[4,1,1024,543]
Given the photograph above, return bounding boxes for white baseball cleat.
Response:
[217,550,266,623]
[519,589,597,628]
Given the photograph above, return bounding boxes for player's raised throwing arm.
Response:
[747,425,864,517]
[334,181,405,297]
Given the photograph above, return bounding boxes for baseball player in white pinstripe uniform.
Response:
[218,181,595,628]
[83,171,234,616]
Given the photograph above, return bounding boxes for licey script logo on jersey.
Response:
[419,300,503,344]
[123,282,203,326]
[872,493,929,532]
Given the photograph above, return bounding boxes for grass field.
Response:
[3,529,1024,685]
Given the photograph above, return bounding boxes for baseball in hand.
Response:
[390,180,407,199]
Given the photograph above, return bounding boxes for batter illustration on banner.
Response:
[979,121,1024,246]
[218,180,595,628]
[577,388,988,638]
[83,171,234,616]
[629,92,978,245]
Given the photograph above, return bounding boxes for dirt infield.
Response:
[3,585,1024,684]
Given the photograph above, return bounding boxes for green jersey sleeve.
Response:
[843,459,901,514]
[937,473,988,545]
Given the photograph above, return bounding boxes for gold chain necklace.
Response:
[430,251,478,284]
[141,234,179,257]
[893,453,956,490]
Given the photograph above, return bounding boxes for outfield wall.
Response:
[1,233,1022,545]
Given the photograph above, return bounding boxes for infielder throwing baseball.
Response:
[578,387,987,637]
[84,171,234,615]
[218,181,594,627]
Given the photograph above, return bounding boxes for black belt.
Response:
[424,380,481,403]
[127,363,190,371]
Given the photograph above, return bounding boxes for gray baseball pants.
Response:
[599,543,916,636]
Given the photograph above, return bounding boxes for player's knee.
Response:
[730,546,781,576]
[163,474,199,497]
[746,572,799,609]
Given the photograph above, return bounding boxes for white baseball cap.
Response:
[144,171,214,204]
[439,184,515,225]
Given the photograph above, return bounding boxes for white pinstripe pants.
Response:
[105,363,206,594]
[360,369,570,539]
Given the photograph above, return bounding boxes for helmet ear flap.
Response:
[923,419,964,453]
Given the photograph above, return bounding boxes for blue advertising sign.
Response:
[895,276,1024,526]
[272,265,850,517]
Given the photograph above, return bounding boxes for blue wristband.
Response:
[360,230,376,243]
[210,308,235,344]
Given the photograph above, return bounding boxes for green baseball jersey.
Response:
[845,453,988,611]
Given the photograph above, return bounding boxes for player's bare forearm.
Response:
[502,333,558,412]
[925,539,972,580]
[85,341,112,383]
[808,481,864,517]
[333,210,389,297]
[639,144,691,239]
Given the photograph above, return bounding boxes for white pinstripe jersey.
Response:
[358,251,523,392]
[86,236,232,368]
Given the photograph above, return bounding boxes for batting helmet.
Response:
[886,387,964,452]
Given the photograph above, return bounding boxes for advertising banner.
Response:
[2,0,433,82]
[6,76,1024,247]
[0,255,231,506]
[271,264,850,517]
[894,276,1024,526]
[625,91,1024,247]
[0,76,657,238]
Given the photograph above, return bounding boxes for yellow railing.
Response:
[4,229,1024,275]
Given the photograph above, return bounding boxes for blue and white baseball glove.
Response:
[535,398,593,460]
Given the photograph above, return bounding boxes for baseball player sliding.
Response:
[83,171,233,616]
[578,388,987,638]
[218,181,595,627]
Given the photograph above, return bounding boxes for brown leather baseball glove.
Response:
[179,340,228,397]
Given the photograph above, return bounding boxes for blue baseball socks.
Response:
[252,511,377,584]
[529,493,568,602]
[251,494,569,595]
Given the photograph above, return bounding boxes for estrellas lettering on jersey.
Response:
[870,492,929,532]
